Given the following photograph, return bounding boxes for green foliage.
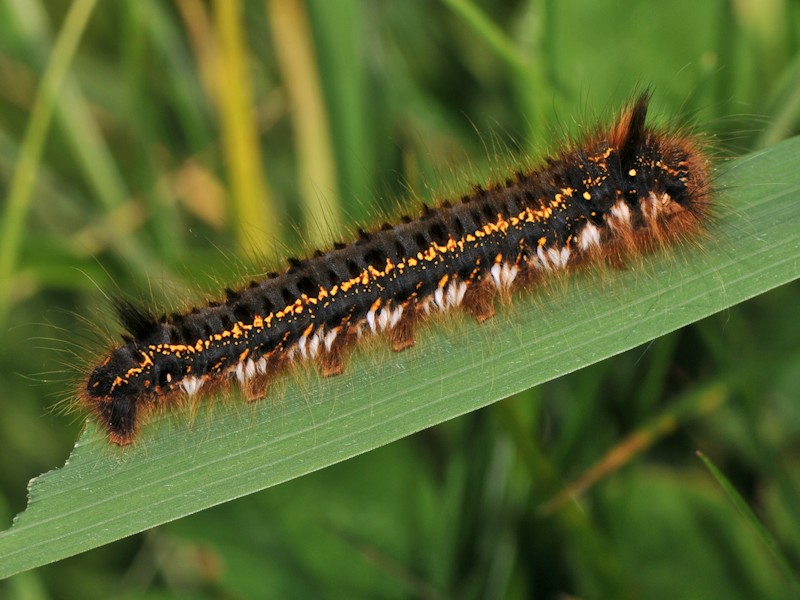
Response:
[1,0,799,597]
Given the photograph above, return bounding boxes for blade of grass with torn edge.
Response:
[1,136,800,578]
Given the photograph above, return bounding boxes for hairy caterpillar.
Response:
[82,93,710,445]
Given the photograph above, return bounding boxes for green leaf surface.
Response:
[1,137,799,579]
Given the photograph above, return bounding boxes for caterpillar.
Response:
[82,93,710,445]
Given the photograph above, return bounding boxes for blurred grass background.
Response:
[0,0,799,597]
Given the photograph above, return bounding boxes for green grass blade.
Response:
[0,0,98,327]
[0,137,799,578]
[442,0,549,147]
[697,451,800,591]
[442,0,528,72]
